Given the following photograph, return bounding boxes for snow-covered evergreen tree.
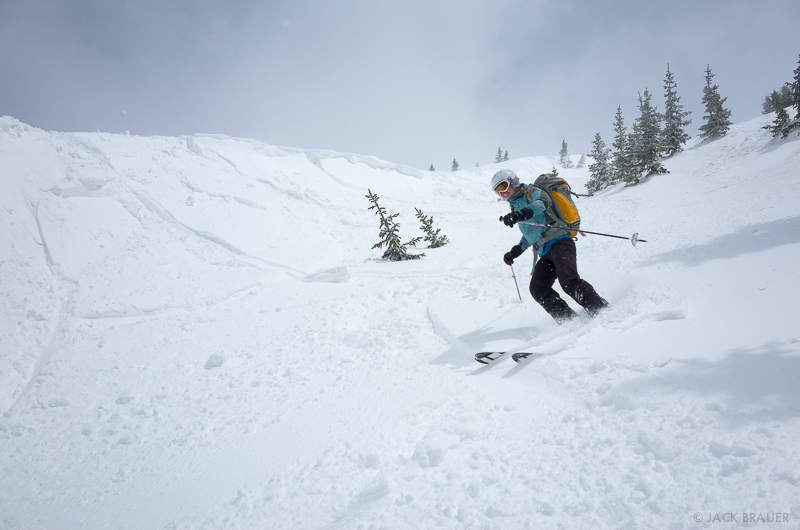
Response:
[366,189,423,261]
[765,54,800,138]
[791,54,800,124]
[762,84,793,114]
[586,133,612,195]
[503,150,509,162]
[629,88,668,184]
[699,65,732,139]
[763,106,793,138]
[662,64,692,157]
[624,127,642,186]
[576,154,586,168]
[451,158,460,172]
[494,147,503,163]
[415,208,449,248]
[610,106,630,184]
[558,140,573,168]
[428,164,435,171]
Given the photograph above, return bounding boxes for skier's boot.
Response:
[584,295,609,318]
[542,297,578,324]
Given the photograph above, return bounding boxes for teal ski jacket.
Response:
[506,185,569,257]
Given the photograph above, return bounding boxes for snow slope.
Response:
[1,114,799,529]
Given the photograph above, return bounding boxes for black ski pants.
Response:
[529,237,607,322]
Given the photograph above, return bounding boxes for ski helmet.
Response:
[491,169,519,192]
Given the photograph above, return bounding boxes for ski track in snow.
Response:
[1,115,800,529]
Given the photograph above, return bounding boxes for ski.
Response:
[511,352,540,363]
[474,351,505,364]
[474,351,539,364]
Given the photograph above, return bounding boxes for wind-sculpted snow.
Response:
[1,114,799,529]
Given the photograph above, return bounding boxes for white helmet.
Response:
[491,169,519,192]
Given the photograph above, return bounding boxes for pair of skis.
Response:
[474,351,539,364]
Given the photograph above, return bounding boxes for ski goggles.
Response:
[494,179,512,195]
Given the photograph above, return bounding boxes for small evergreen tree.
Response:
[415,208,449,248]
[764,54,800,138]
[576,154,586,168]
[763,106,793,138]
[559,140,573,168]
[586,133,612,195]
[629,88,668,184]
[791,54,800,124]
[429,164,435,171]
[366,189,423,261]
[624,128,641,186]
[699,65,732,139]
[503,150,509,161]
[610,106,630,184]
[494,147,503,163]
[762,84,793,114]
[662,64,692,157]
[451,158,460,172]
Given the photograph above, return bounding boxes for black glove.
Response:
[503,244,524,266]
[502,208,533,227]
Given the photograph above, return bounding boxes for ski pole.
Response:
[577,229,646,246]
[510,264,522,301]
[511,219,647,247]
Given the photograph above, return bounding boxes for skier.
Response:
[492,169,608,322]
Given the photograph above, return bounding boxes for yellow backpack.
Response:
[519,173,581,250]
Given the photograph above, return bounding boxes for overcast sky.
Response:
[2,0,799,170]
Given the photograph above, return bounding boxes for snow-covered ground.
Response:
[1,114,799,529]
